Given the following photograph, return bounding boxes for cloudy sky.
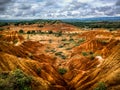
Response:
[0,0,120,19]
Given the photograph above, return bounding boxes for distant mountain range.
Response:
[0,16,120,22]
[60,16,120,22]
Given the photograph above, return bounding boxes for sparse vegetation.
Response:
[49,39,52,43]
[61,38,67,41]
[66,21,120,29]
[0,19,119,90]
[58,45,64,48]
[94,82,107,90]
[55,52,67,59]
[58,68,67,75]
[55,31,62,37]
[0,28,4,31]
[0,69,32,90]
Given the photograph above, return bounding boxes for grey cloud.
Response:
[18,4,31,10]
[44,1,55,6]
[0,0,11,4]
[95,6,112,12]
[0,0,12,11]
[0,0,120,19]
[44,0,61,9]
[116,0,120,5]
[69,1,90,10]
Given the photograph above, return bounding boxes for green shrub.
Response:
[0,34,3,38]
[27,31,31,34]
[82,52,88,56]
[78,39,85,43]
[69,38,74,41]
[61,38,67,41]
[55,31,62,37]
[0,69,32,90]
[0,28,4,31]
[94,82,107,90]
[38,25,43,27]
[36,68,41,75]
[58,68,67,75]
[66,47,72,50]
[50,49,56,53]
[60,55,66,59]
[49,39,52,43]
[31,30,35,34]
[55,52,66,59]
[55,52,62,56]
[13,39,18,44]
[58,45,64,48]
[90,55,95,60]
[89,51,93,54]
[48,30,53,34]
[19,29,24,34]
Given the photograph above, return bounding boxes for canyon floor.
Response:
[0,21,120,90]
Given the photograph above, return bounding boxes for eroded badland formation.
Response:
[0,20,120,90]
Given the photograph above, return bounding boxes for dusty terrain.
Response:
[0,21,120,90]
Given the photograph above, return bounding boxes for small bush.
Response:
[50,49,56,53]
[82,52,88,56]
[89,51,93,54]
[58,45,64,48]
[58,68,67,75]
[90,55,95,60]
[78,39,85,43]
[49,39,52,43]
[36,68,41,75]
[60,55,67,59]
[61,38,67,41]
[13,39,18,44]
[48,30,53,34]
[31,30,35,34]
[27,31,31,34]
[0,28,4,31]
[94,82,107,90]
[0,34,3,38]
[66,47,72,50]
[55,31,62,37]
[19,29,24,34]
[55,52,66,59]
[69,38,74,41]
[55,52,62,56]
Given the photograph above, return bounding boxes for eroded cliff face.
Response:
[64,43,120,90]
[0,25,120,90]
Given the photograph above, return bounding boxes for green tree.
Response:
[19,29,24,34]
[27,31,31,34]
[48,30,53,34]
